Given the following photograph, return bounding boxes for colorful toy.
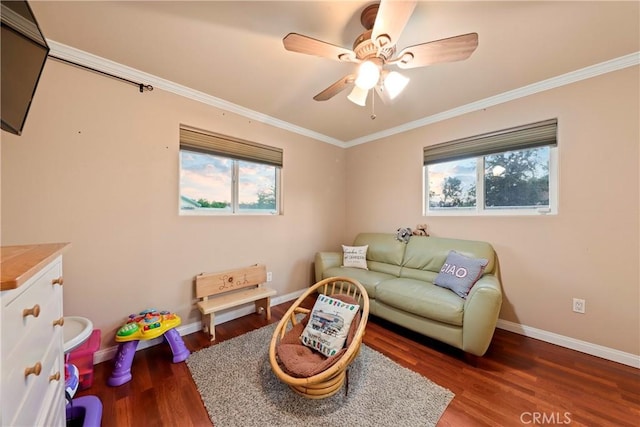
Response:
[65,363,79,401]
[108,309,189,387]
[115,309,182,342]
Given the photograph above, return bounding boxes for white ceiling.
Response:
[30,1,640,145]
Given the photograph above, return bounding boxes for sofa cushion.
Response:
[434,251,488,298]
[354,233,407,266]
[397,266,438,283]
[322,266,395,299]
[342,245,368,269]
[376,278,464,326]
[402,236,495,274]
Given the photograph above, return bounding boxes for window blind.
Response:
[180,125,283,167]
[423,118,557,165]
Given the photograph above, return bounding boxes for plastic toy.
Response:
[66,395,103,427]
[107,309,189,387]
[65,363,79,400]
[115,309,182,342]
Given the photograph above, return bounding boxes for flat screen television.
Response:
[1,0,49,136]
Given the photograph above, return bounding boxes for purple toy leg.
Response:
[164,328,190,363]
[107,340,138,386]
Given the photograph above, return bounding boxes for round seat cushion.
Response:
[275,294,361,378]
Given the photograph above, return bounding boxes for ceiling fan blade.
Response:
[371,0,417,49]
[283,33,357,62]
[394,33,479,69]
[313,74,356,101]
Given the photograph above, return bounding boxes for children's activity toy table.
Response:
[107,309,189,387]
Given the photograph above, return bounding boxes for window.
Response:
[424,119,557,215]
[179,126,282,215]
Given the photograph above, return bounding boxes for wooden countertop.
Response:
[1,243,71,291]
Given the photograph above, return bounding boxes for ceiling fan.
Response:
[283,1,478,109]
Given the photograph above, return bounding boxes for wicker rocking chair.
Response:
[268,277,369,399]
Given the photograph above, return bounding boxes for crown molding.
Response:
[345,51,640,147]
[47,40,638,149]
[47,40,345,147]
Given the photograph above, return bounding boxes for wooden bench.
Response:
[195,264,276,341]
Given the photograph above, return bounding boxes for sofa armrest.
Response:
[314,252,342,283]
[462,274,503,356]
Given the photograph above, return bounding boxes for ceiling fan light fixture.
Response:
[284,2,479,109]
[354,60,380,90]
[383,71,409,100]
[347,85,369,106]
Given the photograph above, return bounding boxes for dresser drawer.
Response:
[38,377,66,427]
[4,328,64,427]
[1,255,65,426]
[1,256,63,355]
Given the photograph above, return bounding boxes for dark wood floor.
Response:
[76,297,639,426]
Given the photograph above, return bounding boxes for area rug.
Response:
[186,321,454,427]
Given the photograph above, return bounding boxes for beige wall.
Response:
[2,57,638,358]
[344,67,639,355]
[1,61,347,347]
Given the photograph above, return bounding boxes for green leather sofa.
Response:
[315,233,503,356]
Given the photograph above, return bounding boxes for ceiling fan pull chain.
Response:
[370,90,376,120]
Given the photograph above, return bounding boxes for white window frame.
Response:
[178,125,283,216]
[422,119,559,216]
[423,119,558,217]
[233,159,282,215]
[179,151,282,216]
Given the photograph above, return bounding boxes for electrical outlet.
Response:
[572,298,585,314]
[267,272,272,282]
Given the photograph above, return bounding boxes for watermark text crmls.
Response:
[520,412,572,425]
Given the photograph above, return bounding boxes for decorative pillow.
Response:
[276,295,361,378]
[434,250,489,298]
[342,245,368,270]
[300,294,360,357]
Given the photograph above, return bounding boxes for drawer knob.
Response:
[49,371,61,382]
[52,277,64,286]
[25,362,42,377]
[23,304,41,318]
[53,317,65,327]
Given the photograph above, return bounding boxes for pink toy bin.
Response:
[68,329,101,390]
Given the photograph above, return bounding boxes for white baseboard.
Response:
[496,319,640,369]
[93,289,306,365]
[93,294,639,370]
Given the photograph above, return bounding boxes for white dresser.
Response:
[1,243,70,427]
